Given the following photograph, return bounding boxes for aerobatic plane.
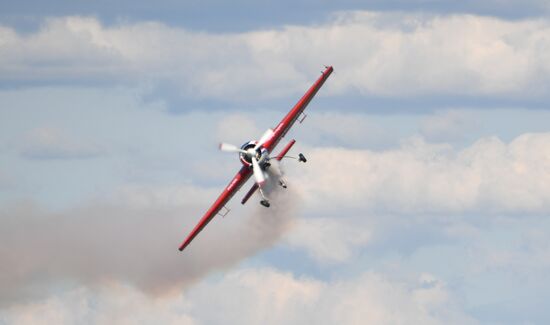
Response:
[179,66,333,251]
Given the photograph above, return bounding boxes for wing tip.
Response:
[178,239,190,251]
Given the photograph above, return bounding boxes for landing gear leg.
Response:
[258,187,270,208]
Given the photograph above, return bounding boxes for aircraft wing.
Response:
[178,166,252,251]
[264,66,333,153]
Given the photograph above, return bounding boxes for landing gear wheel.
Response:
[298,153,307,163]
[260,200,270,208]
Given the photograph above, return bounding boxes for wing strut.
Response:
[218,206,230,217]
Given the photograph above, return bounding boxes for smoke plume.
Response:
[0,177,299,306]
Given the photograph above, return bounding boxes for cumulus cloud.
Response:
[0,285,194,325]
[202,131,550,266]
[0,182,298,306]
[0,268,477,325]
[283,217,371,264]
[293,132,550,216]
[2,13,550,101]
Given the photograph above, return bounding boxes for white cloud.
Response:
[0,268,477,325]
[2,13,550,100]
[292,132,550,216]
[215,113,261,147]
[250,131,550,266]
[0,285,195,325]
[283,217,371,263]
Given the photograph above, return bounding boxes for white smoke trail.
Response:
[0,176,301,306]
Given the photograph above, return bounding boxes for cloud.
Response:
[215,113,261,147]
[283,217,371,264]
[0,268,477,325]
[0,285,195,325]
[269,131,550,267]
[0,182,299,306]
[2,0,550,35]
[293,132,550,217]
[2,13,550,103]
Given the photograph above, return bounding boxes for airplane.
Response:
[179,66,334,251]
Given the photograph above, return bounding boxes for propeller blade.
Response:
[251,157,265,186]
[254,128,274,150]
[219,143,246,154]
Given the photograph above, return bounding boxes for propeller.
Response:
[219,143,247,154]
[219,128,273,188]
[251,154,265,185]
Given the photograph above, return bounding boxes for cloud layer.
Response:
[294,132,550,216]
[2,13,550,102]
[0,268,477,325]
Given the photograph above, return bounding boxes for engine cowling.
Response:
[239,141,269,167]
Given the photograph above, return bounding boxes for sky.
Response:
[1,1,550,324]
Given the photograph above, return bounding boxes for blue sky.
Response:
[1,2,550,324]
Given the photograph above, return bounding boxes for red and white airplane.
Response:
[179,66,334,251]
